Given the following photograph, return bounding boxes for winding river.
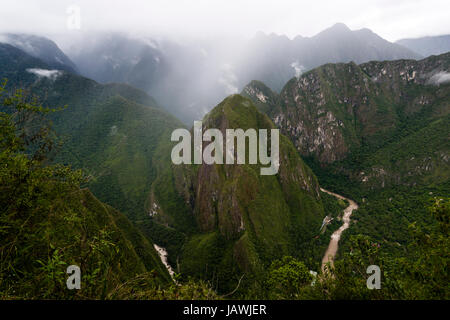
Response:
[153,188,358,280]
[153,244,176,280]
[320,188,359,273]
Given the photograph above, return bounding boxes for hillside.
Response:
[0,33,78,73]
[144,94,327,294]
[0,88,172,299]
[242,54,450,295]
[0,43,184,223]
[243,52,450,195]
[241,23,421,92]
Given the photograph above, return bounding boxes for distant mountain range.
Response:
[3,24,449,124]
[1,28,449,299]
[397,35,450,57]
[4,23,424,123]
[239,23,422,92]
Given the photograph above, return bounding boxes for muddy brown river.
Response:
[320,188,359,273]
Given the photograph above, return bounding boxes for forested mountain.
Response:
[0,27,448,300]
[0,33,78,73]
[0,43,181,222]
[144,94,328,293]
[242,53,450,299]
[243,52,450,193]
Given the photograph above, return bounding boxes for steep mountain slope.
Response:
[0,43,51,85]
[0,33,78,73]
[1,181,173,299]
[0,44,184,223]
[56,94,182,221]
[0,91,171,298]
[243,52,450,193]
[397,35,450,57]
[64,33,166,88]
[146,94,326,293]
[241,80,281,114]
[307,23,421,64]
[243,54,449,296]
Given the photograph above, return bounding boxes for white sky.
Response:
[0,0,449,41]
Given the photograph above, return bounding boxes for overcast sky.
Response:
[0,0,449,41]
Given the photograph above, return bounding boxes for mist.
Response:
[1,0,450,123]
[2,0,450,41]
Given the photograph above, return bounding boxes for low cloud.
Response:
[291,61,305,78]
[27,68,62,80]
[428,71,450,85]
[218,63,238,95]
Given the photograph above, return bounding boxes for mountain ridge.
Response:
[243,52,450,194]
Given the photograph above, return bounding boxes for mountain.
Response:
[308,23,421,63]
[0,33,78,73]
[64,33,167,89]
[0,43,50,86]
[0,44,332,295]
[397,35,450,57]
[54,24,422,123]
[238,23,422,92]
[0,43,183,224]
[242,53,449,300]
[0,87,173,298]
[2,30,447,300]
[243,52,450,194]
[145,94,327,293]
[241,80,281,114]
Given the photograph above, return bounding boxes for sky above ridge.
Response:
[0,0,449,41]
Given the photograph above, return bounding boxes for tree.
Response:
[265,256,312,299]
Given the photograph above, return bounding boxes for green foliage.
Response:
[265,256,312,299]
[0,83,181,299]
[306,198,449,300]
[157,95,326,296]
[108,274,219,300]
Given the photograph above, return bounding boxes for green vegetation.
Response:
[0,82,218,299]
[1,42,448,300]
[147,95,327,295]
[244,198,448,300]
[264,256,313,299]
[241,53,450,300]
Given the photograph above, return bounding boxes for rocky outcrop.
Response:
[152,94,325,280]
[244,52,450,162]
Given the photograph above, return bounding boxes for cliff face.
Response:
[149,95,325,286]
[190,95,322,238]
[243,53,450,190]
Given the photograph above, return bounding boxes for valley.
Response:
[0,20,448,300]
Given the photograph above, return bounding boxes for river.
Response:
[320,188,359,273]
[153,244,176,281]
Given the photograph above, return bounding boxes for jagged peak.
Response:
[320,22,351,34]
